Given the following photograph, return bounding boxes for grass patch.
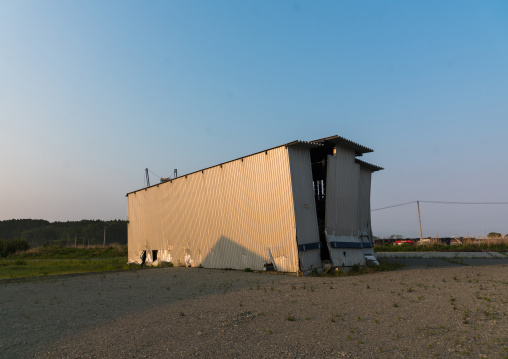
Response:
[0,257,130,279]
[7,244,128,259]
[375,238,508,253]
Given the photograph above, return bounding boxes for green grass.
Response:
[6,244,127,259]
[374,242,508,253]
[0,257,130,279]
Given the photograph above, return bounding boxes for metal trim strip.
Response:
[329,241,362,249]
[297,242,322,251]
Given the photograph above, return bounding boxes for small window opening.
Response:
[264,262,275,271]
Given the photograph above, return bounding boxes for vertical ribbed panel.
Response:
[358,166,375,256]
[358,166,372,237]
[325,146,365,266]
[127,146,299,273]
[287,146,322,272]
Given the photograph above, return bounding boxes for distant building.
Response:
[126,135,382,274]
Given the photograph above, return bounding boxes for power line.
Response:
[371,200,508,211]
[371,201,416,211]
[419,200,508,205]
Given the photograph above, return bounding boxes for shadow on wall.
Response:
[200,236,273,272]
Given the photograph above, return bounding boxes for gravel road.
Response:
[1,263,507,358]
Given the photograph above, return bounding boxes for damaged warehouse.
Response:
[126,135,382,275]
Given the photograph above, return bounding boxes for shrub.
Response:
[0,239,30,257]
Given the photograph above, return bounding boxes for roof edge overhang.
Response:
[355,158,383,172]
[285,140,324,149]
[311,135,373,156]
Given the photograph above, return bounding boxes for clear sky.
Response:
[1,1,507,238]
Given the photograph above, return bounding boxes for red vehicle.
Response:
[394,239,414,245]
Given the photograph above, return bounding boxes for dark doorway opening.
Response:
[310,147,331,261]
[140,250,147,267]
[152,250,158,262]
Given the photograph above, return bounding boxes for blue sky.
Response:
[1,1,507,237]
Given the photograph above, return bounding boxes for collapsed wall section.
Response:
[127,145,300,273]
[287,145,322,273]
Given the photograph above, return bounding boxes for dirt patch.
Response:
[1,264,507,358]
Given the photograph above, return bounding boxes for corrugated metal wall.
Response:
[325,145,366,266]
[287,146,322,272]
[358,166,375,256]
[127,145,300,273]
[358,166,372,238]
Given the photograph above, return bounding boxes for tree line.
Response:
[0,219,128,248]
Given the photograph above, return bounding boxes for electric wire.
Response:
[419,200,508,205]
[371,201,416,211]
[372,200,508,211]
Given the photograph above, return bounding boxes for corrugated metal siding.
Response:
[287,146,322,272]
[358,166,375,256]
[127,145,299,272]
[325,146,365,266]
[358,166,372,237]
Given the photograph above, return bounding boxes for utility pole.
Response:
[103,226,106,247]
[417,200,423,242]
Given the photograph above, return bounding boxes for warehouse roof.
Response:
[127,136,378,196]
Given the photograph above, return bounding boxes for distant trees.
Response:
[0,219,128,248]
[487,232,502,238]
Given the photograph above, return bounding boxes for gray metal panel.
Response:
[325,146,365,266]
[127,145,300,272]
[358,166,375,256]
[358,167,372,237]
[287,146,322,272]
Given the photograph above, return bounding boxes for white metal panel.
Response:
[127,145,300,273]
[325,146,365,266]
[287,146,322,272]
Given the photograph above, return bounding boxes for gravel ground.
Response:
[1,263,507,358]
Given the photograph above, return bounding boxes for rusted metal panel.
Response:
[127,145,300,272]
[287,146,322,273]
[324,146,365,267]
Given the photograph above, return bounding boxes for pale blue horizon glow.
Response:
[1,1,507,237]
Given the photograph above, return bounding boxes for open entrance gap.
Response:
[310,148,332,261]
